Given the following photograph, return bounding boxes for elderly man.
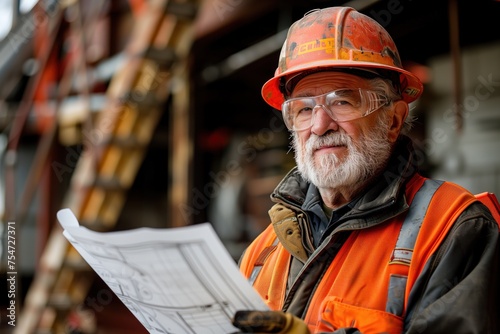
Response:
[235,6,499,334]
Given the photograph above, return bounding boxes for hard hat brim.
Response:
[261,60,423,110]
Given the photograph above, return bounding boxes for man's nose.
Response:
[310,106,339,135]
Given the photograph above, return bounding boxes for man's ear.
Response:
[387,100,409,143]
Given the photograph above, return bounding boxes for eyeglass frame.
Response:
[281,88,392,131]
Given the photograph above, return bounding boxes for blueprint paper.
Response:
[57,208,268,334]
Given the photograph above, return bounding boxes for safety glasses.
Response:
[281,88,391,131]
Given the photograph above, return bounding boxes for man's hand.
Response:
[232,310,311,334]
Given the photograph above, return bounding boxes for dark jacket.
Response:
[266,136,499,333]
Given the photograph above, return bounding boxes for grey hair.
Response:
[367,77,414,134]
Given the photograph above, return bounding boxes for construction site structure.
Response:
[0,0,199,332]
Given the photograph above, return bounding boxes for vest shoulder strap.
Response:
[389,179,444,266]
[386,179,443,316]
[475,192,500,228]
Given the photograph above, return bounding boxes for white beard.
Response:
[292,115,392,190]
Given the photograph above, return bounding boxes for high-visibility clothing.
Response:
[239,173,478,333]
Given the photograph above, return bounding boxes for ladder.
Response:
[16,0,198,332]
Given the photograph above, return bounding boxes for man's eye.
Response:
[330,99,352,107]
[297,107,313,114]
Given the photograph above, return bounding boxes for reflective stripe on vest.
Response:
[386,179,443,316]
[249,238,279,286]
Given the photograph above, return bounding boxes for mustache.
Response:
[306,132,351,151]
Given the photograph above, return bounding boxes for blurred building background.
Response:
[0,0,499,333]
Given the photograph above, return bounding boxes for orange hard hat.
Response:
[261,7,423,110]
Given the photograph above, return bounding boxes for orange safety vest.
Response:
[239,174,479,334]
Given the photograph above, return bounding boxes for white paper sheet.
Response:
[57,208,268,334]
